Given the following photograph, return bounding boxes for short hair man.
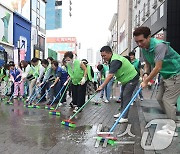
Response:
[133,26,180,136]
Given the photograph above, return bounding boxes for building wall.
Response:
[46,0,62,30]
[117,0,131,56]
[13,12,31,62]
[166,0,180,54]
[0,3,14,62]
[132,0,167,59]
[31,0,46,59]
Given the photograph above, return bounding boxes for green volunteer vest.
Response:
[87,64,93,81]
[131,59,140,73]
[111,54,137,84]
[44,65,51,76]
[142,38,180,79]
[101,64,109,80]
[0,68,8,81]
[0,68,4,78]
[31,63,40,78]
[67,59,84,85]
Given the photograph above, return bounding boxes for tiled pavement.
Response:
[0,85,179,154]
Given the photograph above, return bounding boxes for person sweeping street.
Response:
[64,51,87,113]
[133,26,180,136]
[96,46,139,123]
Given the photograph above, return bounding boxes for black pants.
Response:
[72,83,87,107]
[120,75,139,118]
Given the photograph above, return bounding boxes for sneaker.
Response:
[140,97,144,101]
[73,107,79,113]
[114,113,121,118]
[69,102,75,108]
[116,99,121,103]
[58,103,63,107]
[156,129,178,137]
[115,118,128,123]
[13,96,18,99]
[104,99,109,103]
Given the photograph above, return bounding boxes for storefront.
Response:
[13,12,31,64]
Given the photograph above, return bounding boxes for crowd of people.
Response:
[0,26,179,136]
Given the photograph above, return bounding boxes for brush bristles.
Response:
[32,105,40,109]
[6,102,13,105]
[49,111,60,116]
[45,106,54,110]
[61,121,76,128]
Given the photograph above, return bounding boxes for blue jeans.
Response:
[100,78,114,101]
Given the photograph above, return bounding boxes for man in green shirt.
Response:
[133,26,180,136]
[129,52,143,101]
[96,46,139,123]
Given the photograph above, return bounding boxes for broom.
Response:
[25,83,46,108]
[61,92,97,127]
[97,88,142,145]
[49,79,71,115]
[5,85,19,105]
[45,85,65,110]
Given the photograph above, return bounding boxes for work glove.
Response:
[80,77,86,85]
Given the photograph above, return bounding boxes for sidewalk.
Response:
[0,86,179,154]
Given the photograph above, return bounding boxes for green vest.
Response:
[87,64,93,81]
[44,65,51,76]
[142,38,180,79]
[101,64,109,80]
[31,62,40,78]
[67,59,84,85]
[0,68,4,78]
[110,53,137,84]
[0,68,8,81]
[131,59,140,74]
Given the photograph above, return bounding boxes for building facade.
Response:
[132,0,180,56]
[13,12,31,64]
[108,13,118,53]
[0,3,14,62]
[117,0,133,56]
[31,0,46,59]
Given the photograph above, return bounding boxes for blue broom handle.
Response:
[109,87,142,133]
[28,83,46,104]
[30,83,46,103]
[53,79,71,109]
[50,84,65,106]
[35,87,51,105]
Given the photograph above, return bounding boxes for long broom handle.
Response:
[109,87,142,133]
[35,87,51,105]
[54,79,71,110]
[8,84,20,101]
[28,83,46,104]
[69,92,97,120]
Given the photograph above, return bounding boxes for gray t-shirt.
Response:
[109,60,122,74]
[143,43,168,63]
